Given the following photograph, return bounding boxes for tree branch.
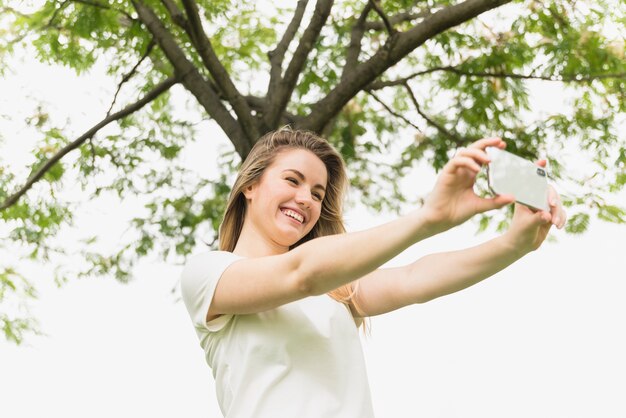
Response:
[2,4,66,47]
[160,0,189,30]
[403,82,465,146]
[343,5,432,82]
[106,39,156,117]
[264,0,335,130]
[368,0,395,35]
[158,0,221,97]
[132,0,253,157]
[363,10,431,31]
[244,95,302,125]
[365,90,422,131]
[71,0,136,22]
[300,0,513,133]
[0,6,29,19]
[180,0,260,142]
[47,0,70,27]
[366,65,457,90]
[442,68,626,82]
[341,2,373,82]
[0,77,179,212]
[269,0,310,68]
[368,65,626,89]
[267,0,309,110]
[4,1,136,47]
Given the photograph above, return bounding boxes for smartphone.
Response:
[486,146,550,212]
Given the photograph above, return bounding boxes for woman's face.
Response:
[244,148,328,248]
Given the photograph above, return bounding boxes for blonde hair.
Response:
[218,128,366,326]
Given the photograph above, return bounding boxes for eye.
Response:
[313,192,323,201]
[286,177,298,185]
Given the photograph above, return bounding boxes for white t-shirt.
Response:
[180,250,375,418]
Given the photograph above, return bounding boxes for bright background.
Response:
[1,43,625,418]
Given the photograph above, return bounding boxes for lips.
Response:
[280,207,306,224]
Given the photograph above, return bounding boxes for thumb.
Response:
[475,194,515,213]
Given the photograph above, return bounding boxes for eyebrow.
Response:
[282,169,326,192]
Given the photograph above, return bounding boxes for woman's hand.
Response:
[503,161,567,254]
[422,137,515,232]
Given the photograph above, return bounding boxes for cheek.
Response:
[271,182,292,200]
[311,205,323,224]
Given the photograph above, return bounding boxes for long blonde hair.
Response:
[218,128,365,324]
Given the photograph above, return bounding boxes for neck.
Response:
[232,219,289,258]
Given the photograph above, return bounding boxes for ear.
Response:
[242,182,257,200]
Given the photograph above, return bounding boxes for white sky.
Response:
[1,25,626,418]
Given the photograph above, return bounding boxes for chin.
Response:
[275,227,310,248]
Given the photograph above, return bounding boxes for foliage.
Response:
[0,266,39,344]
[1,0,625,343]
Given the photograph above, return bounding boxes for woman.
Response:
[181,128,566,417]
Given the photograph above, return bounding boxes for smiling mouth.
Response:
[280,208,304,224]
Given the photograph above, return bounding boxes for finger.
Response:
[456,147,491,165]
[539,210,552,225]
[449,156,481,173]
[547,185,559,206]
[537,221,552,244]
[475,194,515,213]
[468,137,506,151]
[548,194,559,225]
[514,201,535,215]
[524,206,549,224]
[547,186,565,227]
[558,207,567,229]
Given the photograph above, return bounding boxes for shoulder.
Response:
[180,251,243,293]
[183,250,239,270]
[179,250,245,332]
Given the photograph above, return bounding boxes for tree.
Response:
[1,0,624,343]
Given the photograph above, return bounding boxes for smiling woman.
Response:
[179,127,566,418]
[181,129,373,417]
[238,149,328,249]
[219,129,347,250]
[216,129,358,315]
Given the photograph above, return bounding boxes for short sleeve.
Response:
[180,251,243,333]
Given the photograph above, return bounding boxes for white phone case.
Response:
[486,147,550,212]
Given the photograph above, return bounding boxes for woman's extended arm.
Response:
[352,192,567,317]
[208,138,513,318]
[209,197,441,317]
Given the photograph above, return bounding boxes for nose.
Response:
[294,187,312,208]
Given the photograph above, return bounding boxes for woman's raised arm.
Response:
[207,137,514,319]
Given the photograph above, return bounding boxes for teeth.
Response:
[282,209,304,223]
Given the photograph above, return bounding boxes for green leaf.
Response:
[565,213,590,234]
[597,204,626,223]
